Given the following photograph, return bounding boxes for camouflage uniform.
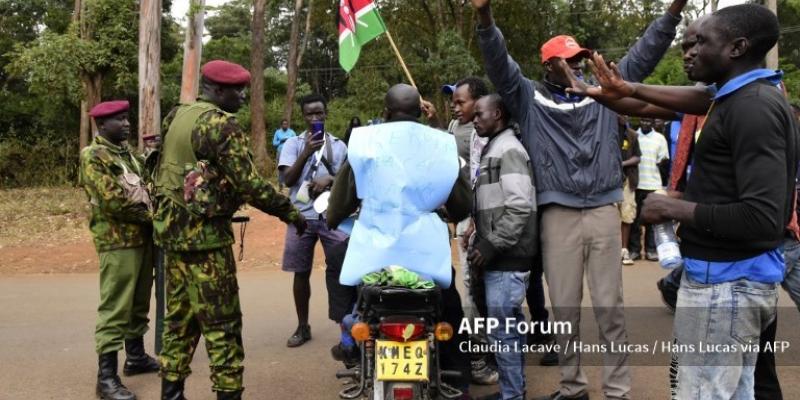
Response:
[154,99,300,392]
[79,135,154,355]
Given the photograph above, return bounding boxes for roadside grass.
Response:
[0,187,90,247]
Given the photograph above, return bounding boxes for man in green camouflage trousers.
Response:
[80,100,160,400]
[154,60,305,400]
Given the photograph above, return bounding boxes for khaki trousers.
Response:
[541,204,630,400]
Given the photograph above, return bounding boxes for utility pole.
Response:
[138,0,162,151]
[766,0,779,70]
[180,0,206,104]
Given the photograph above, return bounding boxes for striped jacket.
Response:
[473,128,537,271]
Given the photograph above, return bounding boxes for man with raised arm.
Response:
[470,0,688,399]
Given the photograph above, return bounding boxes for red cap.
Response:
[540,35,591,64]
[201,60,251,86]
[89,100,130,119]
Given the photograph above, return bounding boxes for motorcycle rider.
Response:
[327,83,473,397]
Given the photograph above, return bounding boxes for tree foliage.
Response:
[3,0,800,187]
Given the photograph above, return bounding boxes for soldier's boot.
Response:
[161,378,186,400]
[96,352,136,400]
[123,337,160,376]
[216,390,243,400]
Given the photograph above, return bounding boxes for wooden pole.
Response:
[766,0,779,70]
[251,0,270,171]
[180,0,205,104]
[384,30,417,88]
[138,0,162,151]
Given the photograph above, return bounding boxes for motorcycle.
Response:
[336,284,463,400]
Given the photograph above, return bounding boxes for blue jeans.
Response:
[782,238,800,311]
[672,275,778,400]
[485,270,530,400]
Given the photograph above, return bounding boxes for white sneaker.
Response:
[621,248,634,265]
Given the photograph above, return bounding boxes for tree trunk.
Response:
[138,0,162,151]
[180,0,205,104]
[711,0,718,12]
[295,0,313,68]
[766,0,779,70]
[282,0,304,122]
[81,73,102,148]
[250,0,271,173]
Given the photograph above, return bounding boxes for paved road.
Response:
[2,264,800,399]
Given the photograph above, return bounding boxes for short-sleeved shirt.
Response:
[637,129,669,191]
[279,131,348,219]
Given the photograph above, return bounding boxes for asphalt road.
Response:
[2,264,800,399]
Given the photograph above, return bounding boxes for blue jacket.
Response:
[477,12,681,208]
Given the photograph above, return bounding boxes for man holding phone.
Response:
[278,93,349,347]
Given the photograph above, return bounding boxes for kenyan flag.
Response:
[339,0,387,72]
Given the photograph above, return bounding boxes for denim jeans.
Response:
[672,275,778,400]
[485,270,530,400]
[782,238,800,310]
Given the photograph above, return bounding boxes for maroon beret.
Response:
[201,60,251,86]
[89,100,130,119]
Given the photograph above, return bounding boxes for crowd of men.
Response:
[77,0,799,399]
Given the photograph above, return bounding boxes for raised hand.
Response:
[549,57,600,98]
[667,0,689,17]
[420,99,437,120]
[471,0,490,9]
[584,52,636,100]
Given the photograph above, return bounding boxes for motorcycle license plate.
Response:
[375,340,428,381]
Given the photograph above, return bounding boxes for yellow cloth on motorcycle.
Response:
[340,122,459,287]
[361,265,435,289]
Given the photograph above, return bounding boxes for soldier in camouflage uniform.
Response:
[80,100,161,400]
[153,60,306,400]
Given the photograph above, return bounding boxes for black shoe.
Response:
[330,343,360,368]
[646,251,659,261]
[530,390,589,400]
[217,390,242,400]
[96,352,136,400]
[287,325,311,347]
[656,278,677,314]
[123,337,160,376]
[629,252,642,261]
[539,349,559,366]
[161,378,186,400]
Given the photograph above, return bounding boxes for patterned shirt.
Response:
[637,129,669,191]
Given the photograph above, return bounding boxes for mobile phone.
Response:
[311,121,324,140]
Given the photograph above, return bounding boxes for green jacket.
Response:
[79,136,151,252]
[153,99,300,251]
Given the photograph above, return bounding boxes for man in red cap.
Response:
[153,60,305,400]
[470,0,688,399]
[80,100,160,400]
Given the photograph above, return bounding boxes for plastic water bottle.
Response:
[653,222,682,269]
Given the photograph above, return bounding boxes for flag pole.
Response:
[384,30,417,88]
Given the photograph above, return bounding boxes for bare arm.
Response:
[579,53,713,115]
[628,83,713,115]
[622,155,640,168]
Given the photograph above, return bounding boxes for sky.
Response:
[170,0,750,23]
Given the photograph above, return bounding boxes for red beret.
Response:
[201,60,251,86]
[89,100,130,119]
